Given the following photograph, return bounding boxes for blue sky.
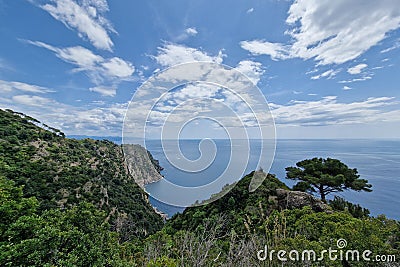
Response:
[1,0,400,138]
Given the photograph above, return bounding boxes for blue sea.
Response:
[144,139,400,220]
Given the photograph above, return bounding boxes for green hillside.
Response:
[0,109,163,240]
[140,171,400,266]
[167,171,290,236]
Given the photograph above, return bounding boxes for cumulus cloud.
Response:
[28,40,134,94]
[246,8,254,14]
[343,86,352,90]
[270,96,400,126]
[12,95,56,107]
[37,0,115,51]
[151,45,266,88]
[347,63,368,75]
[234,60,264,85]
[100,57,135,78]
[241,0,400,65]
[153,43,225,67]
[0,80,54,94]
[240,40,290,61]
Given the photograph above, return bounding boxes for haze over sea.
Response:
[144,139,400,220]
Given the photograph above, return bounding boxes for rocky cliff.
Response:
[123,144,163,188]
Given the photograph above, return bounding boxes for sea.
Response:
[143,139,400,220]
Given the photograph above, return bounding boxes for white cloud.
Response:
[39,0,115,51]
[347,63,368,75]
[343,86,352,90]
[175,27,199,41]
[133,82,262,132]
[153,43,225,67]
[234,60,264,85]
[89,86,116,96]
[246,8,254,14]
[338,76,373,83]
[0,80,54,94]
[2,94,126,135]
[311,69,340,80]
[12,95,55,107]
[28,41,135,93]
[166,83,220,103]
[185,27,198,36]
[241,0,400,65]
[100,57,135,78]
[240,40,290,61]
[28,41,102,69]
[123,62,274,140]
[270,96,400,126]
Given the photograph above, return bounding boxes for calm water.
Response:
[145,139,400,220]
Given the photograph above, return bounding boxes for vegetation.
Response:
[329,195,370,218]
[0,109,398,266]
[0,109,163,241]
[286,157,372,202]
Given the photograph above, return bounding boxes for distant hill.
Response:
[0,109,163,240]
[68,135,122,143]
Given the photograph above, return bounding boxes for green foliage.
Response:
[142,205,400,266]
[167,171,289,236]
[0,176,38,235]
[329,196,370,218]
[0,176,133,266]
[286,157,372,202]
[1,202,122,267]
[0,109,163,240]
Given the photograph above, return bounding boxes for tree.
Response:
[1,202,122,267]
[0,176,38,239]
[285,157,372,202]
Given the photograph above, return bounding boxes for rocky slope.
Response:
[123,144,163,188]
[0,109,163,240]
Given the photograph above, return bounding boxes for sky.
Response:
[1,0,400,139]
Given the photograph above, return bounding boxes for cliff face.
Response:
[0,109,163,240]
[123,144,163,188]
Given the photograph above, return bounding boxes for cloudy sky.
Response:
[1,0,400,138]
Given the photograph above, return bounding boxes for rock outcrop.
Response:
[276,188,331,212]
[123,144,163,188]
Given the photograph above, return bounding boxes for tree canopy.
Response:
[286,157,372,202]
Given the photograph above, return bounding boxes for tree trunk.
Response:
[319,185,326,203]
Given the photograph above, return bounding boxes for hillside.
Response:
[0,109,163,241]
[1,109,399,266]
[137,171,399,266]
[167,171,291,235]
